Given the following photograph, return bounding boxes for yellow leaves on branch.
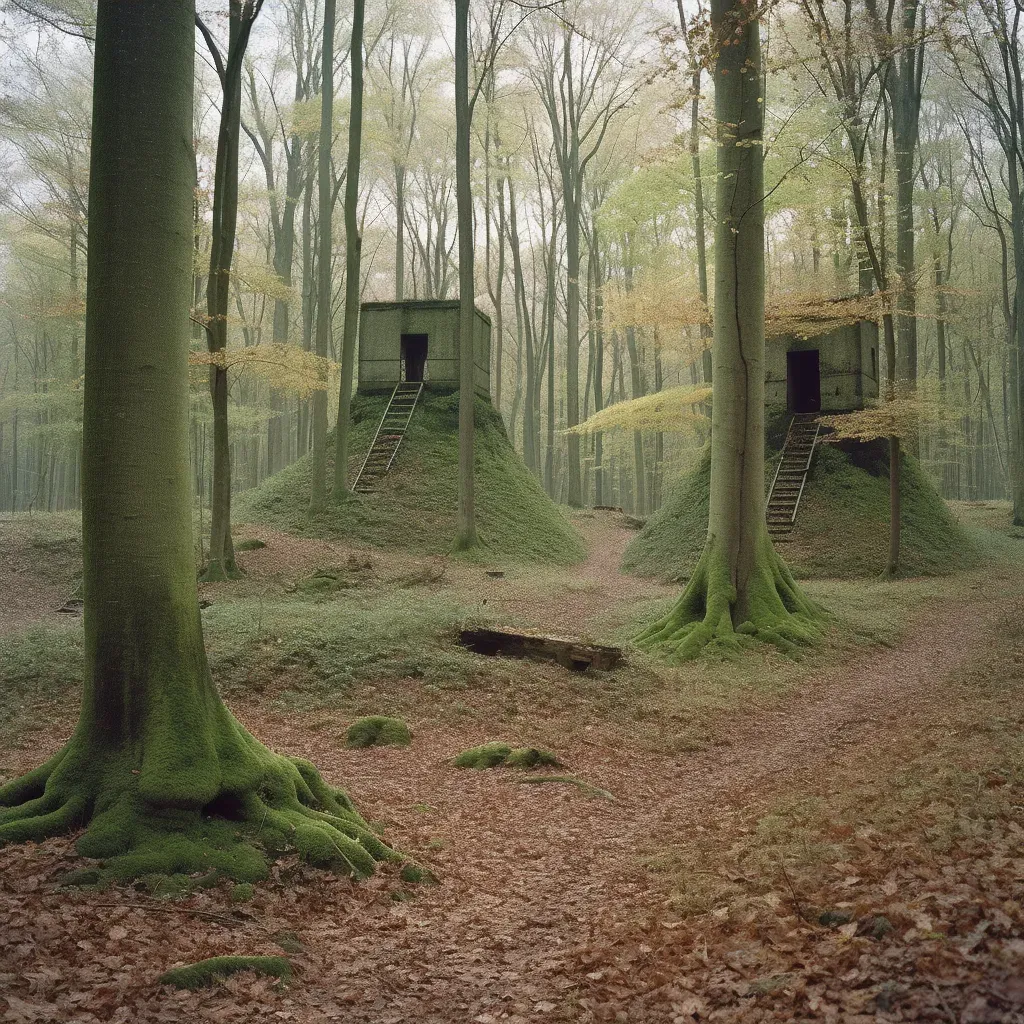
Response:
[765,292,887,340]
[189,345,337,397]
[818,380,956,443]
[602,283,886,344]
[567,384,711,436]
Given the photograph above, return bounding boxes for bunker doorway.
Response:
[401,333,428,383]
[787,349,821,414]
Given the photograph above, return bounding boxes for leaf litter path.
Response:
[1,578,1012,1023]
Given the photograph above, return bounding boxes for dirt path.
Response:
[1,574,1006,1023]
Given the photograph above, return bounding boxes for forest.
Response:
[1,0,1024,1019]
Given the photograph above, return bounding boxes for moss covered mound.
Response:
[345,715,412,749]
[624,438,977,581]
[454,742,561,769]
[159,956,291,991]
[236,391,584,565]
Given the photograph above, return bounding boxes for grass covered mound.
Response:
[454,742,562,769]
[159,956,291,991]
[236,391,584,565]
[624,438,977,581]
[345,716,412,749]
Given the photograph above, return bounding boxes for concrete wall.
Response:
[765,321,879,413]
[358,300,491,397]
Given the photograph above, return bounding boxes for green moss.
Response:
[625,438,977,581]
[345,715,412,749]
[230,882,255,903]
[235,391,585,566]
[399,863,438,884]
[504,747,562,769]
[635,532,822,661]
[453,742,561,769]
[454,742,512,768]
[0,711,399,885]
[159,956,291,991]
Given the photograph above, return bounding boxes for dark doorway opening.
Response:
[401,333,428,383]
[787,349,821,413]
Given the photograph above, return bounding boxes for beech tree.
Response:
[333,0,365,496]
[196,0,264,581]
[0,0,394,882]
[454,0,477,549]
[309,0,336,511]
[636,0,819,658]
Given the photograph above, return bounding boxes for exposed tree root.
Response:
[0,712,397,885]
[636,535,822,661]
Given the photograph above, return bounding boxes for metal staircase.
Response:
[767,413,820,543]
[352,382,423,494]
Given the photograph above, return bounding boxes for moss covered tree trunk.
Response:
[0,0,394,884]
[636,0,818,660]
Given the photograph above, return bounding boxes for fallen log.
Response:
[459,627,623,672]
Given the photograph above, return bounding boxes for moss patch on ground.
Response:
[454,742,561,769]
[235,391,584,566]
[159,956,291,990]
[345,715,412,748]
[624,438,977,581]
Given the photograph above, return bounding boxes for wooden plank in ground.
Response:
[459,627,623,672]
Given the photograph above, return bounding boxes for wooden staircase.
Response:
[767,413,820,543]
[352,382,423,494]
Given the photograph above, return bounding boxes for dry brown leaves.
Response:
[3,530,1024,1022]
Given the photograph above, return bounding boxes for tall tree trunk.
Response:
[309,0,336,512]
[453,0,477,549]
[200,1,262,581]
[395,162,406,300]
[507,179,536,474]
[333,0,365,497]
[0,0,392,883]
[638,0,817,659]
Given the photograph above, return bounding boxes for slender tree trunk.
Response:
[201,2,261,581]
[309,0,336,512]
[333,0,365,497]
[395,162,406,300]
[454,0,477,549]
[508,179,536,474]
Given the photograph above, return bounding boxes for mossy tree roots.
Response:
[0,709,396,884]
[635,534,822,661]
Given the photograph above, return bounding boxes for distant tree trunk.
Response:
[309,0,335,512]
[507,178,536,474]
[0,0,392,882]
[395,162,406,299]
[299,156,315,454]
[623,246,646,514]
[638,0,817,659]
[544,226,556,498]
[198,0,263,581]
[333,0,364,497]
[453,0,477,550]
[676,0,712,382]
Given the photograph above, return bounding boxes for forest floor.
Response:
[2,504,1024,1022]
